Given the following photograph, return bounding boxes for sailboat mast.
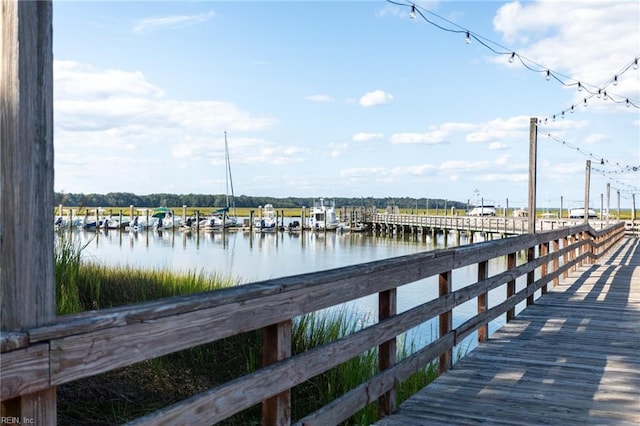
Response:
[224,131,236,216]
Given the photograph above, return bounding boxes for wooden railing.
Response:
[369,213,626,235]
[0,223,625,425]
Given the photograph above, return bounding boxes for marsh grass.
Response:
[55,235,438,425]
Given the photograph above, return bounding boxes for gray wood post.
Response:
[1,0,56,422]
[584,160,591,224]
[528,117,538,233]
[606,183,610,226]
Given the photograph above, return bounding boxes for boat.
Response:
[222,131,239,227]
[200,207,236,231]
[468,205,496,216]
[308,198,340,230]
[254,204,278,232]
[136,207,182,229]
[568,208,597,219]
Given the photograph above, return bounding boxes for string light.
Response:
[544,132,639,173]
[386,1,640,117]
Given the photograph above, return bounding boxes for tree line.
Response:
[54,192,468,210]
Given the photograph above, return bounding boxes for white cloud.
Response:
[133,11,216,33]
[55,61,164,100]
[390,131,449,145]
[359,90,394,107]
[353,132,384,142]
[583,133,607,144]
[465,116,530,144]
[489,142,508,150]
[305,94,334,103]
[493,1,639,100]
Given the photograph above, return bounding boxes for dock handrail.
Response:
[1,223,626,425]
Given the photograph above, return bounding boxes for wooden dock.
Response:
[375,237,640,426]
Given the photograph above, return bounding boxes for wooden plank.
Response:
[0,344,50,401]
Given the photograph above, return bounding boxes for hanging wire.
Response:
[543,132,639,172]
[387,0,640,116]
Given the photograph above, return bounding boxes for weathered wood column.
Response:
[378,289,397,416]
[477,260,489,343]
[438,271,452,373]
[1,0,56,423]
[262,321,292,425]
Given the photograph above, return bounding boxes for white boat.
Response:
[200,208,236,231]
[468,205,496,216]
[568,208,597,219]
[137,207,182,229]
[308,198,340,230]
[254,204,278,232]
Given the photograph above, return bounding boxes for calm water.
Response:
[69,220,530,352]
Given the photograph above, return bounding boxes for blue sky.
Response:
[52,1,639,208]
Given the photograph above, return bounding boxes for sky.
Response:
[52,1,640,209]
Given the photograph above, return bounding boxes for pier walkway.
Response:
[375,237,640,426]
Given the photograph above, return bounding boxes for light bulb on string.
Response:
[577,82,583,92]
[627,99,631,107]
[409,4,416,19]
[570,105,574,114]
[603,91,608,100]
[634,58,639,70]
[508,52,515,63]
[561,111,565,119]
[597,89,602,98]
[583,98,587,107]
[613,75,618,86]
[545,70,551,81]
[465,31,471,44]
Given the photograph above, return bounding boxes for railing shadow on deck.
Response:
[0,223,626,425]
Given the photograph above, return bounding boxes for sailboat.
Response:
[223,131,238,227]
[201,132,239,230]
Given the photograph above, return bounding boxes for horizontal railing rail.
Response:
[0,222,626,425]
[369,213,627,235]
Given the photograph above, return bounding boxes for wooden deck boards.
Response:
[375,238,640,426]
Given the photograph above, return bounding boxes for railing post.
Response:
[378,289,397,416]
[507,252,516,321]
[262,320,292,426]
[540,242,549,294]
[439,271,452,373]
[564,235,571,277]
[477,261,489,343]
[527,246,536,305]
[1,1,57,423]
[552,239,560,287]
